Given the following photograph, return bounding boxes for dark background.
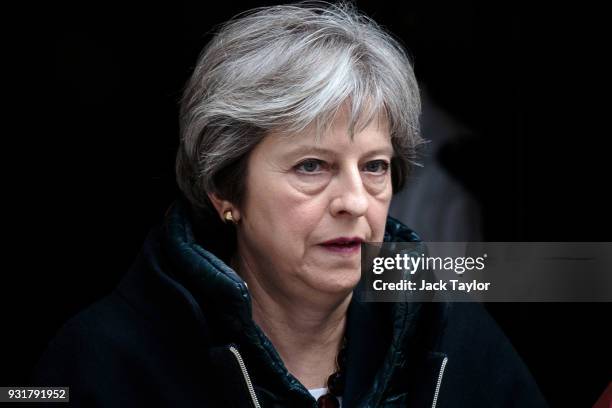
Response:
[4,1,610,407]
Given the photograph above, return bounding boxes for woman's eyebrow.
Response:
[285,145,394,157]
[285,146,335,157]
[364,147,395,157]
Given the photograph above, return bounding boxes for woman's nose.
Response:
[329,167,369,217]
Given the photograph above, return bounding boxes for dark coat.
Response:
[32,199,548,407]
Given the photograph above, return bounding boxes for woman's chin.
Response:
[309,269,361,296]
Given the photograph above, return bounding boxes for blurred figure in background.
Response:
[390,86,483,242]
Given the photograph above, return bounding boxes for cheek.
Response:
[244,177,325,253]
[369,192,393,242]
[275,192,329,249]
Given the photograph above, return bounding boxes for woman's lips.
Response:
[319,237,363,254]
[321,243,361,254]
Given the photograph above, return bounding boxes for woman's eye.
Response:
[363,160,390,174]
[295,159,325,174]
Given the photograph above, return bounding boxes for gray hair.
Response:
[177,1,423,214]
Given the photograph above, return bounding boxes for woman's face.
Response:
[236,109,393,300]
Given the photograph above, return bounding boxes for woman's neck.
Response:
[252,288,350,389]
[232,253,350,389]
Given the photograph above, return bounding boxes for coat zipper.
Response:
[431,356,448,408]
[228,345,262,408]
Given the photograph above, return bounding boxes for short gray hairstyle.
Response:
[177,1,423,214]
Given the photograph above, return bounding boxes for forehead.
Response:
[263,108,393,156]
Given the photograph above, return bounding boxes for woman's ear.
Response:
[207,192,241,223]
